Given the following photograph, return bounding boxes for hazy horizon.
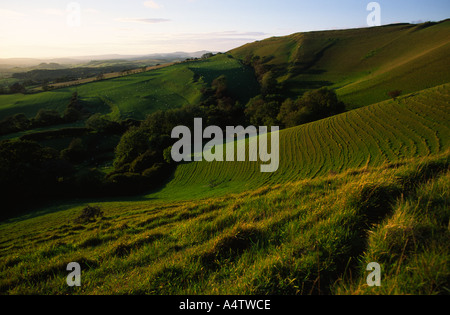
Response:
[1,0,449,59]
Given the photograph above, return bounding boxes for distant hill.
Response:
[1,21,449,119]
[0,51,212,68]
[230,20,450,108]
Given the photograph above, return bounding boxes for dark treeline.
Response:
[11,65,140,85]
[0,92,89,136]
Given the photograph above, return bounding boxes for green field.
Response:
[0,21,449,296]
[231,20,450,108]
[0,54,260,121]
[153,84,450,200]
[0,146,448,295]
[1,82,449,294]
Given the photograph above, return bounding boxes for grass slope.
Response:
[0,149,448,294]
[0,83,448,295]
[156,84,449,200]
[0,54,260,121]
[230,20,450,108]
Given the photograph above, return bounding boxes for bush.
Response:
[61,138,87,163]
[0,114,31,135]
[388,90,402,100]
[9,82,26,94]
[113,127,151,169]
[163,146,173,164]
[142,163,166,178]
[130,150,160,173]
[277,87,345,128]
[86,113,121,134]
[33,109,64,127]
[75,205,104,223]
[245,96,280,126]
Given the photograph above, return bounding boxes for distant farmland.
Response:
[43,62,176,91]
[0,54,260,121]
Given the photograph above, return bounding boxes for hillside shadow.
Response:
[0,166,180,225]
[281,79,333,98]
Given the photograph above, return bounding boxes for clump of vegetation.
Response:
[0,92,86,136]
[276,87,346,128]
[388,90,402,100]
[75,205,104,224]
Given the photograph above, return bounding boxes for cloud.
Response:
[144,1,163,9]
[117,18,171,24]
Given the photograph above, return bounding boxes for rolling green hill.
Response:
[1,20,449,123]
[0,21,449,296]
[0,54,260,121]
[230,20,450,108]
[0,129,448,295]
[152,83,450,200]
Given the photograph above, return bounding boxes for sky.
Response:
[0,0,449,59]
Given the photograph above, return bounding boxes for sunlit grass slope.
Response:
[230,20,450,108]
[0,84,448,295]
[156,84,449,200]
[0,54,260,120]
[0,149,448,294]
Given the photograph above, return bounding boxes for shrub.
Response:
[113,127,151,169]
[388,90,402,100]
[75,205,104,223]
[0,113,31,135]
[33,109,64,127]
[61,138,87,163]
[163,146,173,164]
[277,87,345,128]
[130,150,159,173]
[86,113,121,133]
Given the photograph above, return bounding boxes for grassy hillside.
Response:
[0,54,260,121]
[154,84,449,200]
[1,21,449,123]
[2,83,448,294]
[0,83,448,295]
[230,20,450,108]
[0,148,448,294]
[0,21,449,296]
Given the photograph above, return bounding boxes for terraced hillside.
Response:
[0,143,448,295]
[0,84,448,296]
[230,20,450,108]
[155,84,450,200]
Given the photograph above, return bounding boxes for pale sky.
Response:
[0,0,449,58]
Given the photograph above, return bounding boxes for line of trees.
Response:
[0,82,27,95]
[0,92,89,136]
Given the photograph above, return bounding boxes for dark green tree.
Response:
[113,127,151,169]
[33,109,63,127]
[9,82,26,94]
